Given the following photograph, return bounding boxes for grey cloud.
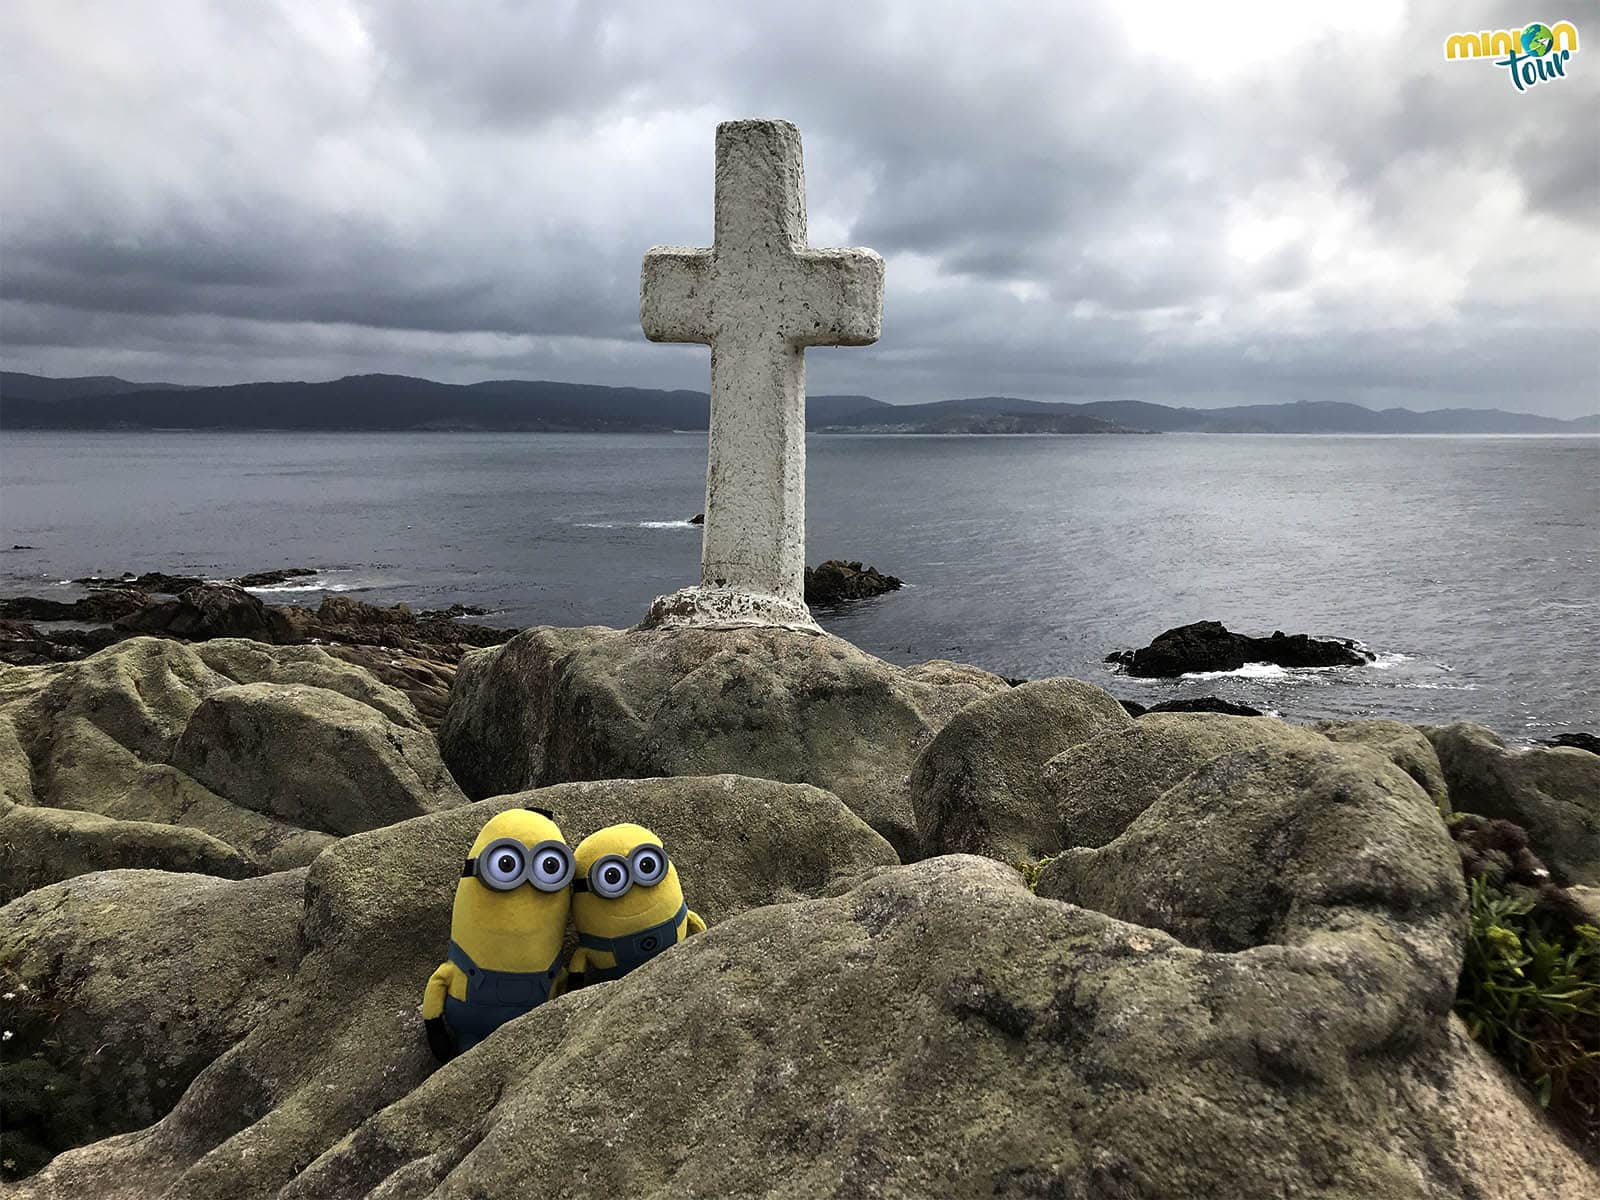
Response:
[1,0,1595,416]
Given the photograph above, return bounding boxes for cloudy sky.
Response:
[1,1,1596,415]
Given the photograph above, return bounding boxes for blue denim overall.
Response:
[577,901,689,983]
[441,941,561,1052]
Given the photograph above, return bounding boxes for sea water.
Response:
[2,430,1595,737]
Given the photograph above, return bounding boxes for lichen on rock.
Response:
[439,624,1012,859]
[0,637,460,898]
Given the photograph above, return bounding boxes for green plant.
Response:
[1455,876,1599,1150]
[1011,856,1055,893]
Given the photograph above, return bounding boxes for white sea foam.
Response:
[243,582,353,594]
[1370,652,1414,670]
[1181,663,1291,681]
[576,520,696,529]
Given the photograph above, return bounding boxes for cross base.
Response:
[634,586,822,634]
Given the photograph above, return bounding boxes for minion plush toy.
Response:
[566,823,705,987]
[421,807,574,1061]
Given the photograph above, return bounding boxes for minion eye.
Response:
[528,841,574,892]
[478,839,527,890]
[590,855,632,899]
[629,845,667,886]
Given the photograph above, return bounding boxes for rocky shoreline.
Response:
[1,577,1596,1194]
[0,559,914,727]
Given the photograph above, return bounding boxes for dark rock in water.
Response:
[75,568,317,594]
[1106,620,1371,678]
[0,589,150,623]
[0,621,120,665]
[76,572,206,594]
[1540,731,1600,756]
[230,567,316,589]
[1145,696,1264,717]
[688,512,704,524]
[1118,698,1146,716]
[804,559,902,605]
[0,619,68,665]
[114,584,279,642]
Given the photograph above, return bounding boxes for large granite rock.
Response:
[1313,718,1450,812]
[14,833,1594,1197]
[1107,620,1372,677]
[0,804,254,904]
[439,625,1013,858]
[1423,722,1600,886]
[171,683,463,836]
[911,677,1131,862]
[0,869,303,1176]
[1045,714,1329,851]
[0,637,458,896]
[3,774,898,1190]
[0,580,513,727]
[1037,739,1461,960]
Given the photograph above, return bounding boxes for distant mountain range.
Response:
[2,371,1594,435]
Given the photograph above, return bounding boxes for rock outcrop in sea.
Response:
[1107,619,1374,677]
[803,559,903,605]
[1,613,1596,1195]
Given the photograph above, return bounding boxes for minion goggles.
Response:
[574,843,669,898]
[462,837,575,892]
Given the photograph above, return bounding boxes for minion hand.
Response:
[422,961,462,1063]
[425,1016,457,1063]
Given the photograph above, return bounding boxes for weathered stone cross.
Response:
[637,119,884,632]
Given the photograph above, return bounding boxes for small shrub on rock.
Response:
[1455,873,1599,1154]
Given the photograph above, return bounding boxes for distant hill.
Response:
[0,373,887,432]
[819,395,1595,435]
[812,397,1141,434]
[0,372,1591,434]
[1,371,197,403]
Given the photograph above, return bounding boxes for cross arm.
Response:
[640,246,714,344]
[783,248,885,347]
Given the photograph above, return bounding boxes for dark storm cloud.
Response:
[0,0,1595,416]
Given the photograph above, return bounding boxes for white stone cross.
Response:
[636,119,884,632]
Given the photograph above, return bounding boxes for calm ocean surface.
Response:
[2,431,1596,738]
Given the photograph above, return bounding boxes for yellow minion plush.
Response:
[421,807,574,1060]
[566,823,705,987]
